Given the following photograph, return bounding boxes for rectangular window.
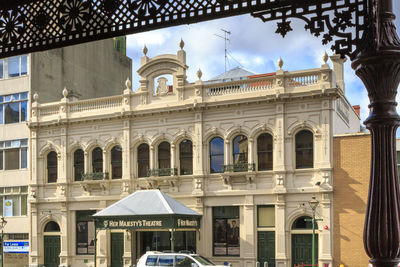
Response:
[76,210,96,255]
[0,92,28,125]
[0,60,3,79]
[0,186,28,217]
[0,138,28,170]
[8,57,20,77]
[258,206,275,227]
[213,206,240,256]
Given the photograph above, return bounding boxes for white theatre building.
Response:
[28,42,360,267]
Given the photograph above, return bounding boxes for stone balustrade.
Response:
[30,66,334,123]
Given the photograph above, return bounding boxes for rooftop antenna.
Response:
[214,29,231,72]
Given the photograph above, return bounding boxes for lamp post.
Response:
[308,196,319,267]
[0,216,7,267]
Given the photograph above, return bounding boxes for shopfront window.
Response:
[140,231,196,255]
[76,210,96,255]
[213,206,240,256]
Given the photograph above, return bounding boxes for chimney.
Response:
[330,54,347,93]
[353,105,360,116]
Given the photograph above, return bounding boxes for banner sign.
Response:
[96,216,200,230]
[3,242,29,253]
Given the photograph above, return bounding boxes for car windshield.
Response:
[192,256,216,266]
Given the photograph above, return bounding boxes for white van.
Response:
[137,251,226,267]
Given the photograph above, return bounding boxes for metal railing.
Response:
[147,168,178,177]
[223,163,255,172]
[82,172,109,180]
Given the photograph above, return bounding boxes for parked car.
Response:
[137,251,227,267]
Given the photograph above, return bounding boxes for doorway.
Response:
[257,231,275,267]
[111,233,124,267]
[43,221,61,267]
[291,216,318,266]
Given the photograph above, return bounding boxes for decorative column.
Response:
[171,144,176,174]
[224,140,230,165]
[351,1,400,266]
[149,145,155,170]
[248,137,254,166]
[275,195,287,267]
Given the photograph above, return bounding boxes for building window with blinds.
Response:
[0,139,28,170]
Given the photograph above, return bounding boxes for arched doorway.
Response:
[291,216,318,266]
[43,221,61,267]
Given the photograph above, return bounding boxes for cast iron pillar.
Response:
[352,0,400,266]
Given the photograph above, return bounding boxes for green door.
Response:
[258,231,275,267]
[111,233,124,267]
[44,236,60,267]
[292,234,318,266]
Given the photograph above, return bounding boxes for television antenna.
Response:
[214,29,231,72]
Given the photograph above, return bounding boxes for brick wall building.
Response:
[333,133,370,267]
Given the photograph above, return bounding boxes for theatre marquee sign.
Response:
[95,216,200,230]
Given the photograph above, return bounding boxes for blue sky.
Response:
[125,3,400,125]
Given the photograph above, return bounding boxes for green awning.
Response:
[92,189,201,230]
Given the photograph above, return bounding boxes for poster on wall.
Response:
[213,219,227,255]
[77,221,88,254]
[227,219,240,256]
[4,199,12,217]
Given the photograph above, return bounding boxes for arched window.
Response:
[210,137,224,173]
[295,130,314,169]
[92,147,103,173]
[233,135,248,164]
[111,145,122,179]
[292,216,315,229]
[47,151,58,183]
[44,221,60,232]
[74,149,84,181]
[257,133,273,171]
[179,140,192,175]
[137,144,149,178]
[158,142,171,173]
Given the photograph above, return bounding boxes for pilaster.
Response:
[275,194,288,266]
[193,112,204,176]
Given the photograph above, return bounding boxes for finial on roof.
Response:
[62,87,68,98]
[278,57,284,69]
[179,38,185,50]
[125,77,132,89]
[197,68,202,80]
[143,45,148,55]
[323,51,329,64]
[33,92,39,102]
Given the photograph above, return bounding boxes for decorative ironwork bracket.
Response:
[251,0,370,59]
[0,0,369,59]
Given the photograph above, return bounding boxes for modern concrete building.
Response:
[0,38,131,267]
[28,43,360,267]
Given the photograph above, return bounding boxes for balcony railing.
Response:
[148,168,178,177]
[82,172,109,180]
[223,163,255,173]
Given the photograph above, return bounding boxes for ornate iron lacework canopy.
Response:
[0,0,369,59]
